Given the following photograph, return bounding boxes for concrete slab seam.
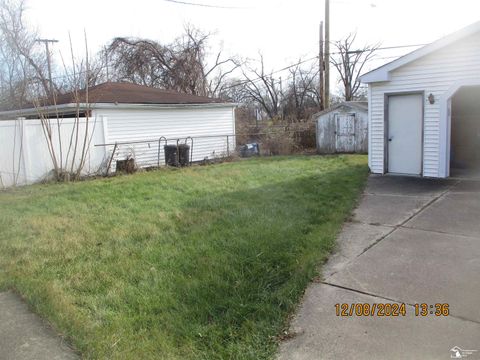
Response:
[398,225,480,240]
[353,180,460,259]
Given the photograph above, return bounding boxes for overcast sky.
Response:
[25,0,480,88]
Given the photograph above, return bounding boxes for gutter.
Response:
[0,102,238,119]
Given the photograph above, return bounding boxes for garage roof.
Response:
[50,82,226,105]
[0,82,234,118]
[361,21,480,83]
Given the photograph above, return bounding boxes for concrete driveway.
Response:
[0,292,78,360]
[278,175,480,360]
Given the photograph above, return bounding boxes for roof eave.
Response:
[0,101,237,118]
[94,102,237,110]
[312,101,368,118]
[312,103,343,118]
[0,103,79,118]
[360,71,391,84]
[360,20,480,84]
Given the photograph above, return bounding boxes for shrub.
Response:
[235,121,316,156]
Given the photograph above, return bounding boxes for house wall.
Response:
[96,106,236,168]
[0,117,106,188]
[316,107,368,154]
[369,32,480,177]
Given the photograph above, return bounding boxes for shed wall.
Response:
[369,32,480,177]
[316,108,368,154]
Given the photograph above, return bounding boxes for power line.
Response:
[43,42,426,92]
[220,56,319,91]
[48,43,423,89]
[162,0,245,9]
[373,43,427,51]
[374,55,406,61]
[323,42,426,52]
[221,42,426,91]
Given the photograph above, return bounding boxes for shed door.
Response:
[387,94,423,175]
[335,113,356,152]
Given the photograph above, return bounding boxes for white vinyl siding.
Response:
[369,32,480,177]
[96,106,235,167]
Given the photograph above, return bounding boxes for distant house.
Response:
[314,101,368,154]
[361,21,480,178]
[0,82,236,187]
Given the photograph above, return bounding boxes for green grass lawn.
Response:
[0,155,368,359]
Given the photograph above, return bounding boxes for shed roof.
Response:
[361,21,480,83]
[313,101,368,118]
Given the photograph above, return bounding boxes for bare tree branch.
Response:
[105,25,239,97]
[330,32,379,101]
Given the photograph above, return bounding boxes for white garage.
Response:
[361,21,480,178]
[0,82,236,187]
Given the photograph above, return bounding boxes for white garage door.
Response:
[387,94,423,175]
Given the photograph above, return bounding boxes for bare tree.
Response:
[0,0,42,186]
[0,0,99,182]
[283,62,320,121]
[32,37,98,181]
[0,39,29,109]
[240,54,282,120]
[174,26,241,96]
[330,33,378,101]
[230,57,322,122]
[218,78,250,103]
[0,0,106,106]
[0,0,52,104]
[105,25,239,97]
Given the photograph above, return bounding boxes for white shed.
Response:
[314,101,368,154]
[0,82,236,186]
[361,21,480,178]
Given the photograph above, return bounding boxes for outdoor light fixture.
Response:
[428,93,435,104]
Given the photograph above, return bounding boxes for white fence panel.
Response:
[0,117,106,188]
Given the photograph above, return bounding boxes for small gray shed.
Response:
[314,101,368,154]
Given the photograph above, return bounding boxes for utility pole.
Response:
[36,38,58,97]
[319,21,324,110]
[324,0,330,108]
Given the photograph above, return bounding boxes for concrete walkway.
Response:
[0,292,78,360]
[278,175,480,360]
